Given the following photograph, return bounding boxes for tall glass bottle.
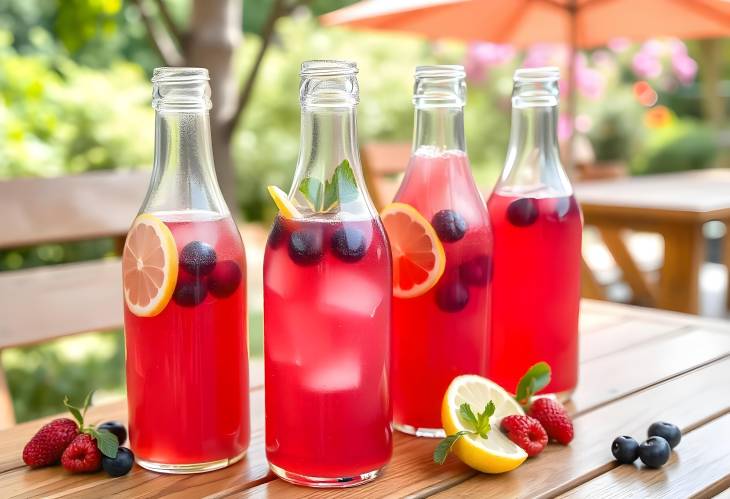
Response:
[263,60,392,487]
[391,65,492,437]
[487,67,582,399]
[121,67,250,473]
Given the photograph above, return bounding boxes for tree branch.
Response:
[153,0,184,48]
[132,0,185,67]
[226,0,302,134]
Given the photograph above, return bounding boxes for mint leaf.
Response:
[515,362,551,406]
[433,430,471,464]
[459,403,478,429]
[475,401,496,439]
[63,396,83,428]
[299,177,324,211]
[81,390,94,420]
[324,159,358,211]
[91,428,119,459]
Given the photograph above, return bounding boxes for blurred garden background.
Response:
[1,0,728,422]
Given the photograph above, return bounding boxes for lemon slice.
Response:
[267,185,302,219]
[122,214,179,317]
[442,375,527,473]
[380,202,446,298]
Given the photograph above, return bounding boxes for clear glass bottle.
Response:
[487,67,582,399]
[391,65,492,437]
[121,67,250,473]
[263,60,392,487]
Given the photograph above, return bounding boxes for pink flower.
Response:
[607,38,631,53]
[464,42,515,82]
[672,53,698,85]
[632,50,662,79]
[558,113,573,141]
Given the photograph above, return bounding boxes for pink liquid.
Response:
[124,211,250,465]
[392,150,492,431]
[487,192,582,395]
[263,216,392,479]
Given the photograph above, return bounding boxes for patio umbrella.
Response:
[321,0,730,161]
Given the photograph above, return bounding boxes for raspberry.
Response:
[22,418,79,468]
[500,415,548,457]
[528,398,574,445]
[61,434,102,473]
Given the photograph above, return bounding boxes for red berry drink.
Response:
[392,149,492,435]
[264,215,391,482]
[125,210,249,470]
[487,192,581,394]
[487,67,582,398]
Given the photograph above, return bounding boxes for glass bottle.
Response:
[487,67,582,399]
[391,65,492,437]
[263,60,392,487]
[121,67,250,473]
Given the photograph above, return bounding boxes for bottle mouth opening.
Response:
[514,66,560,83]
[152,67,210,83]
[415,65,466,80]
[300,60,358,77]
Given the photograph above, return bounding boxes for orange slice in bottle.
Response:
[122,214,179,317]
[381,202,446,298]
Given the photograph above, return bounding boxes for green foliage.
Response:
[633,120,718,175]
[585,89,645,163]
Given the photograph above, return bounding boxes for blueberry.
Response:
[638,436,671,468]
[648,421,681,449]
[460,255,492,286]
[288,228,323,265]
[102,447,135,477]
[506,198,539,227]
[435,275,469,312]
[268,217,287,249]
[208,261,242,298]
[180,241,217,276]
[331,227,367,263]
[173,271,208,306]
[98,421,127,446]
[431,210,468,242]
[611,435,639,464]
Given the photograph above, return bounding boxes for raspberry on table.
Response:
[61,434,102,473]
[500,415,548,457]
[22,418,79,468]
[528,397,574,445]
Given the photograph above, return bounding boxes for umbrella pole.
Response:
[566,0,578,176]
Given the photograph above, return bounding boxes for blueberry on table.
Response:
[435,276,469,312]
[173,271,208,306]
[180,241,217,275]
[102,447,135,477]
[648,421,681,449]
[288,228,323,265]
[98,421,127,446]
[460,255,492,286]
[638,436,671,468]
[208,261,242,298]
[611,435,639,464]
[506,198,539,227]
[331,227,367,262]
[431,210,468,242]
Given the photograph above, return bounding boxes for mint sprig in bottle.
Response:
[263,60,392,487]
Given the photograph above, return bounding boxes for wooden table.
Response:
[575,169,730,315]
[1,300,729,498]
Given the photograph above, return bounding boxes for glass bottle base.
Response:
[394,423,445,438]
[269,462,383,488]
[136,450,246,474]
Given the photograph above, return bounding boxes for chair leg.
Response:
[0,354,16,429]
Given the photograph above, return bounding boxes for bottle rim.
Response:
[300,60,358,77]
[514,66,560,83]
[152,67,210,83]
[415,65,466,80]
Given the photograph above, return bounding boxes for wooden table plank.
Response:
[558,413,730,499]
[430,357,730,499]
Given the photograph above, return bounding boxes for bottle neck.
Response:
[498,101,571,195]
[413,106,466,153]
[141,109,228,215]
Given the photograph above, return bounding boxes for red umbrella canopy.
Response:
[321,0,730,48]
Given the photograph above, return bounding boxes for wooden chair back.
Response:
[361,142,411,210]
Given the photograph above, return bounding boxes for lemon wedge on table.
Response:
[267,185,302,219]
[442,375,528,474]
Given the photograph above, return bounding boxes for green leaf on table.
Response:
[459,403,479,429]
[63,395,84,428]
[433,430,471,464]
[515,362,551,407]
[90,428,119,459]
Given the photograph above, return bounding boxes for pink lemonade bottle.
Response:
[488,67,582,399]
[392,66,492,437]
[122,68,250,473]
[263,61,392,487]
